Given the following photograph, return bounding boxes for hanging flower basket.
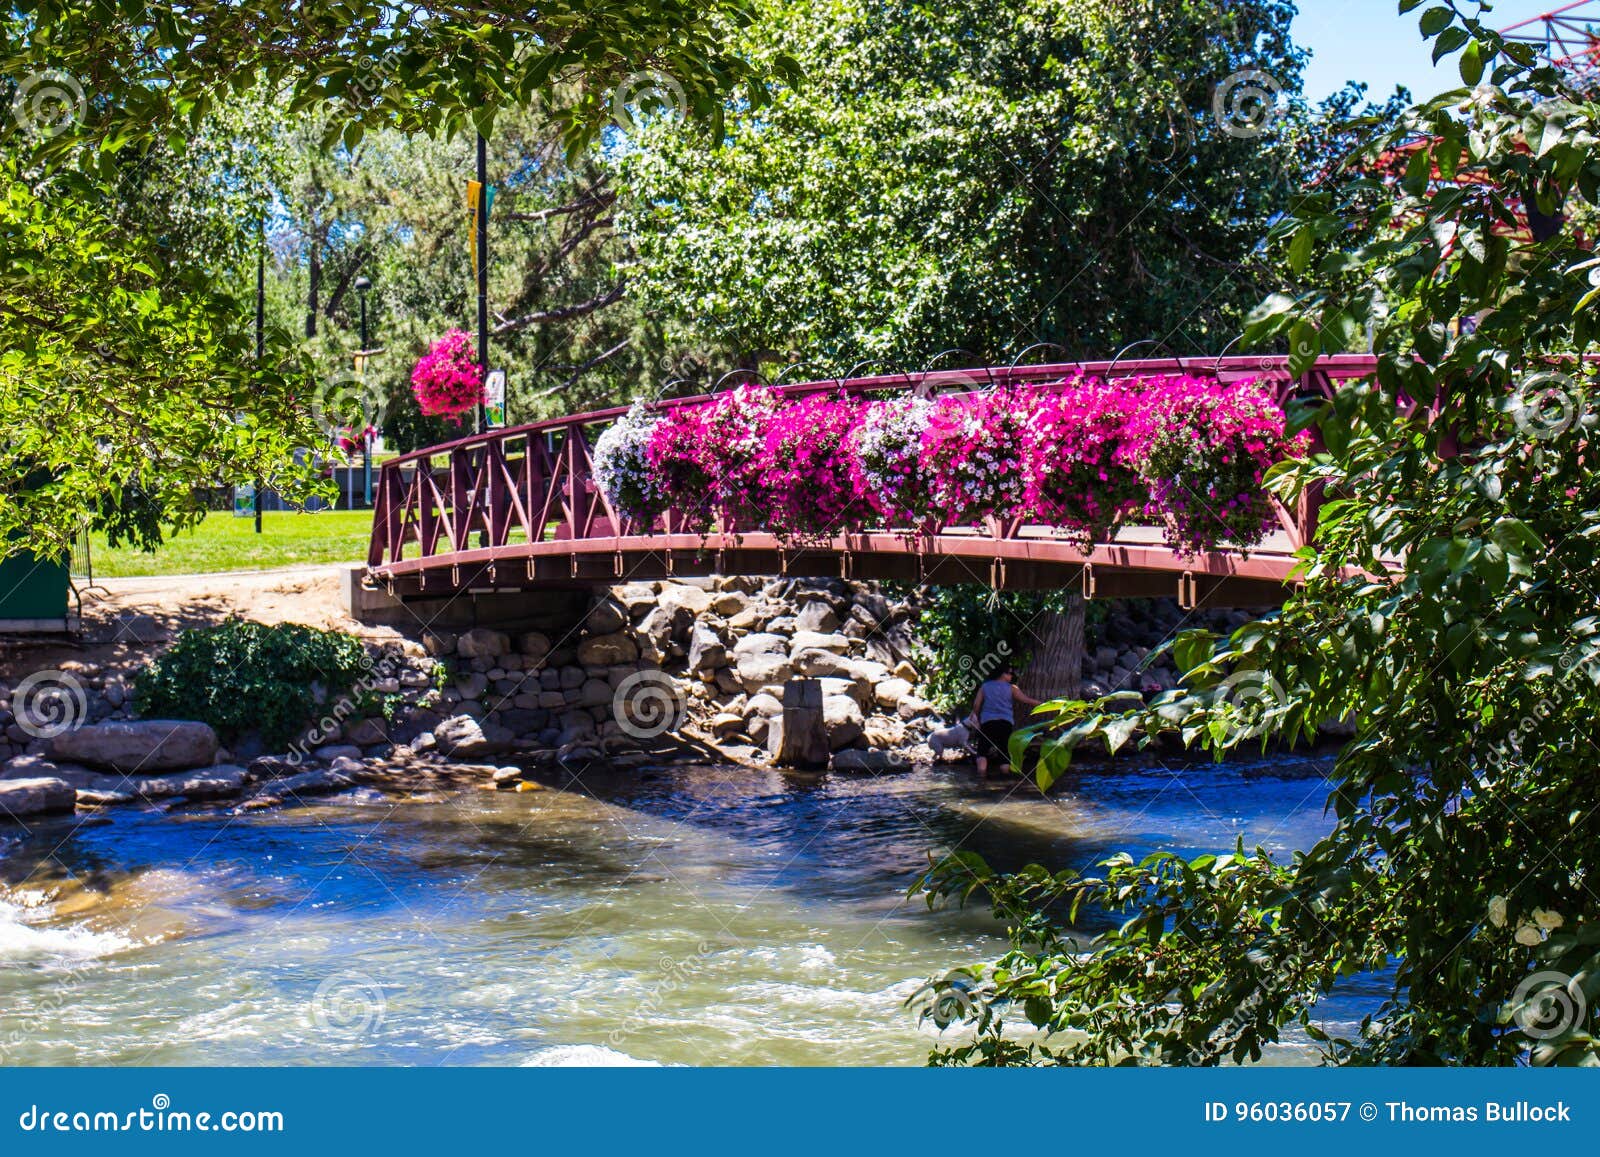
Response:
[593,402,666,526]
[849,395,935,530]
[758,391,868,542]
[1126,376,1303,557]
[646,383,784,533]
[1025,376,1145,550]
[410,330,485,421]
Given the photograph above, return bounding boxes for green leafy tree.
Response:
[264,99,659,446]
[618,0,1316,371]
[918,4,1600,1066]
[0,0,780,557]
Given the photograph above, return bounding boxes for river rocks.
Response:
[343,718,389,746]
[686,625,726,673]
[790,630,850,655]
[577,632,638,666]
[313,744,364,763]
[517,631,552,661]
[273,767,357,798]
[736,652,793,693]
[456,628,510,659]
[823,695,864,750]
[128,765,248,801]
[874,678,915,708]
[583,596,629,636]
[50,720,219,773]
[0,777,75,818]
[423,629,457,657]
[433,714,512,758]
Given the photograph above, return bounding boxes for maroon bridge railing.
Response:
[366,355,1379,607]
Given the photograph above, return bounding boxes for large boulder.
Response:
[733,632,788,658]
[832,749,906,773]
[795,600,840,634]
[686,625,727,673]
[874,678,916,709]
[50,720,218,773]
[744,692,785,719]
[791,648,855,678]
[736,653,793,693]
[790,631,850,656]
[0,777,75,819]
[823,695,865,750]
[634,607,675,663]
[433,714,513,758]
[583,596,629,636]
[613,583,659,617]
[711,590,750,616]
[577,633,638,666]
[1,754,85,782]
[658,583,713,619]
[518,631,553,661]
[578,678,613,708]
[456,628,510,659]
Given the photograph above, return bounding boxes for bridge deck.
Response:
[368,525,1307,608]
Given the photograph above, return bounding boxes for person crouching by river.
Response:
[971,665,1046,779]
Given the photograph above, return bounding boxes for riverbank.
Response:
[2,567,1256,789]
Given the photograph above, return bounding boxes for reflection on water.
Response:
[0,753,1367,1066]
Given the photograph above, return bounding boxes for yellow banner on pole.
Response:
[466,179,482,280]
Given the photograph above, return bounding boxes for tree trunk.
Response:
[1024,593,1084,702]
[305,238,321,338]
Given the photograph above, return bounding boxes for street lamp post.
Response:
[354,274,374,508]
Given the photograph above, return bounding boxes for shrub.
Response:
[134,619,372,747]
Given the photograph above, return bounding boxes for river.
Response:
[0,753,1377,1065]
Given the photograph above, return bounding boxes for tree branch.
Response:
[491,281,626,335]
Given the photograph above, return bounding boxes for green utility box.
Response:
[0,550,71,632]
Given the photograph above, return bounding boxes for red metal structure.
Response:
[365,355,1378,609]
[1501,2,1600,88]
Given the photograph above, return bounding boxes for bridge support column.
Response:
[768,679,831,769]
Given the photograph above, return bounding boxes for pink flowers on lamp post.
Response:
[410,330,486,423]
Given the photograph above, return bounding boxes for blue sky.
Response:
[1296,0,1587,101]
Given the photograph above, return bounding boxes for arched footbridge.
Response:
[365,355,1379,609]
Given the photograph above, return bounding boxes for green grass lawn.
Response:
[91,510,375,577]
